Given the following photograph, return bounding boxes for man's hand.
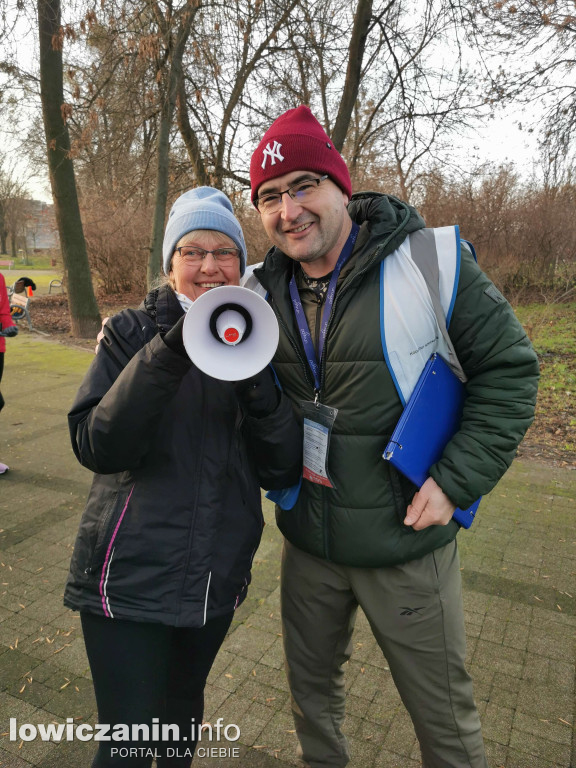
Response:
[404,477,456,530]
[95,317,110,354]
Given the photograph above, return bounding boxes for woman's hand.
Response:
[234,367,280,418]
[163,315,188,358]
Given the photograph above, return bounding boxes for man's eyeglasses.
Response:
[174,246,240,264]
[255,175,329,214]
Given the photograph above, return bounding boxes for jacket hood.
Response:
[347,192,425,257]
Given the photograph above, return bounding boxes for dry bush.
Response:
[419,165,576,302]
[81,195,152,295]
[233,197,274,266]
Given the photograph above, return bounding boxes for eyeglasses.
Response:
[255,175,329,214]
[174,246,240,264]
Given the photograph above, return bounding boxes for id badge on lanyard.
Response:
[289,223,359,490]
[301,400,338,488]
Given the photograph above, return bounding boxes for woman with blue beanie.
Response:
[64,188,302,767]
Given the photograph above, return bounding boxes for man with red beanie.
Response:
[248,105,538,768]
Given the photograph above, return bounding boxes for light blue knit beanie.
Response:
[163,187,247,275]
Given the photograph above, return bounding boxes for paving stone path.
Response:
[0,335,574,768]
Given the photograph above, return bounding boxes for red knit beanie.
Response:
[250,106,352,204]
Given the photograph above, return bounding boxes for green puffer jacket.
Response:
[254,192,539,568]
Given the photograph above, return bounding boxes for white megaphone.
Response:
[182,285,279,381]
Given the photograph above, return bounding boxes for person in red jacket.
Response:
[0,272,19,474]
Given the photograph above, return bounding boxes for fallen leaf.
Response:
[52,643,72,655]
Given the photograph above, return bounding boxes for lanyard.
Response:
[289,222,360,392]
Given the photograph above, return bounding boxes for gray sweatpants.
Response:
[280,539,488,768]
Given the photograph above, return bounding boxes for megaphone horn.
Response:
[182,285,279,381]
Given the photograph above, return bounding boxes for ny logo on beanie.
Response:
[261,141,285,169]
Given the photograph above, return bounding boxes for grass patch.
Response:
[0,252,61,270]
[514,302,576,462]
[26,273,63,290]
[515,302,576,354]
[5,336,91,377]
[1,270,62,292]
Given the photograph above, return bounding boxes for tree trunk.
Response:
[147,15,194,288]
[37,0,101,337]
[177,77,209,187]
[332,0,373,153]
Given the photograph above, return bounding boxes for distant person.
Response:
[64,187,302,767]
[247,106,539,768]
[0,271,18,474]
[14,276,37,294]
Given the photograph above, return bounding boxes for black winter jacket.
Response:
[64,285,302,626]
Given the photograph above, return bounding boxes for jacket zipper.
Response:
[176,376,207,621]
[317,206,412,392]
[271,260,394,562]
[266,207,411,562]
[86,491,119,574]
[314,295,323,352]
[269,294,331,559]
[314,206,412,560]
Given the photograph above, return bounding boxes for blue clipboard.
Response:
[383,353,480,528]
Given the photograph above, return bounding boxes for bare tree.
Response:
[0,155,28,255]
[38,0,101,337]
[331,0,373,152]
[175,0,301,192]
[24,0,487,287]
[468,0,576,167]
[144,1,199,285]
[259,0,481,195]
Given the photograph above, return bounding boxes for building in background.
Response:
[24,200,59,252]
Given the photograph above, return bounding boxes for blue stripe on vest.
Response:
[380,260,406,406]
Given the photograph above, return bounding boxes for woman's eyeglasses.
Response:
[174,246,240,264]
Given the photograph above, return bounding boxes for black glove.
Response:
[0,325,18,338]
[163,315,188,358]
[234,367,280,418]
